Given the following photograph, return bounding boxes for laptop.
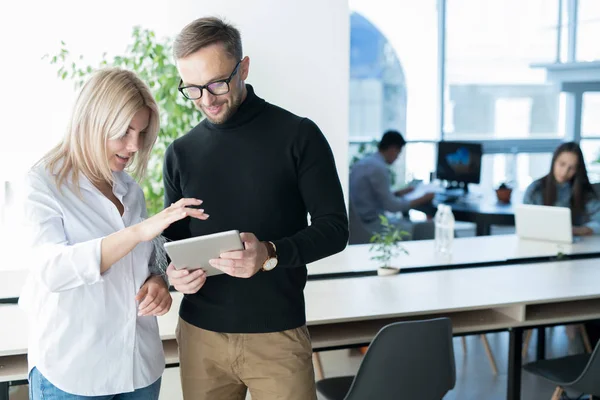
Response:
[514,204,573,244]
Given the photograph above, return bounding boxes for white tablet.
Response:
[164,230,244,276]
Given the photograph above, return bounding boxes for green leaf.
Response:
[369,213,408,267]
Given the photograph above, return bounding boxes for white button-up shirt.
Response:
[18,165,164,396]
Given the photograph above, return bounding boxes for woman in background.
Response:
[523,141,600,236]
[20,68,209,399]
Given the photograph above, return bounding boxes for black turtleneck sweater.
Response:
[163,85,349,333]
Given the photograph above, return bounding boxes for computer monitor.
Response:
[436,141,482,186]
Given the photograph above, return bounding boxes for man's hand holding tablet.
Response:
[166,230,246,294]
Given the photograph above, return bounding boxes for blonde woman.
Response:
[19,68,209,399]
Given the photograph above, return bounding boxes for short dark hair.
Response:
[173,17,243,61]
[378,130,406,151]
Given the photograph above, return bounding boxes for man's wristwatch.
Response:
[261,241,278,271]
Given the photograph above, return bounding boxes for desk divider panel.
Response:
[163,339,179,365]
[309,307,523,351]
[0,341,181,385]
[524,298,600,326]
[0,354,27,382]
[494,305,526,322]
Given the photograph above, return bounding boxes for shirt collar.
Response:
[48,159,135,199]
[373,152,388,165]
[556,181,572,191]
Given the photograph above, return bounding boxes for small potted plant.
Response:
[496,182,513,204]
[369,215,409,276]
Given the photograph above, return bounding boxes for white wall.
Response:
[0,0,350,197]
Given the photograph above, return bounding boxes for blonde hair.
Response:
[40,68,159,190]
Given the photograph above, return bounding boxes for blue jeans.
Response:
[29,367,161,400]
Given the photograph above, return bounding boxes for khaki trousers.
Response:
[176,318,317,400]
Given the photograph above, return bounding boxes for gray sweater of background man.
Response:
[349,152,410,224]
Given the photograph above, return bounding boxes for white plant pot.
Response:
[377,266,400,276]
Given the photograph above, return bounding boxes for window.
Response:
[473,152,552,194]
[402,143,436,183]
[576,0,600,62]
[516,153,553,189]
[558,0,569,62]
[349,1,439,141]
[349,79,384,138]
[444,0,562,139]
[582,92,600,137]
[580,93,600,182]
[580,140,600,182]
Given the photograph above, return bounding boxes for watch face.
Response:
[263,258,278,271]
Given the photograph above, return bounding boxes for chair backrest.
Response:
[344,318,456,400]
[411,219,435,241]
[570,340,600,395]
[348,202,375,245]
[349,203,435,243]
[592,182,600,198]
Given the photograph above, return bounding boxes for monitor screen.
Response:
[436,141,482,184]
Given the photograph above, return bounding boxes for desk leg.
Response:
[507,327,523,400]
[476,222,492,236]
[536,327,546,360]
[0,382,8,400]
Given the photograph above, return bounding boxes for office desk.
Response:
[306,259,600,400]
[4,235,600,301]
[0,301,181,400]
[445,198,515,236]
[307,234,600,278]
[0,270,27,304]
[4,259,600,400]
[433,192,520,236]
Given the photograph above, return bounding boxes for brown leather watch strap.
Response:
[263,241,277,258]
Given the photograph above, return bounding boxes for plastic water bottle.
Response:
[443,205,455,253]
[434,204,445,253]
[434,204,455,254]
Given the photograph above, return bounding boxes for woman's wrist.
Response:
[148,273,168,287]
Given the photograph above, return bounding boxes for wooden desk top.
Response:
[0,305,27,357]
[307,234,600,276]
[0,294,183,357]
[305,258,600,325]
[3,235,600,300]
[4,257,600,357]
[0,269,28,301]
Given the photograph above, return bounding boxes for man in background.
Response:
[349,130,434,235]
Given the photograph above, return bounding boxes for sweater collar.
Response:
[203,84,266,130]
[556,181,572,191]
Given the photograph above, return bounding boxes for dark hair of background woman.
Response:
[542,141,597,220]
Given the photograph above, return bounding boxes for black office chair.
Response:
[316,318,456,400]
[523,340,600,399]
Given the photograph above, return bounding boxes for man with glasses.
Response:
[164,17,348,400]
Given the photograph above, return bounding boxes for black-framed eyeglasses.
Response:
[178,60,242,100]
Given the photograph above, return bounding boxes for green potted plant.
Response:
[45,27,200,215]
[369,215,409,276]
